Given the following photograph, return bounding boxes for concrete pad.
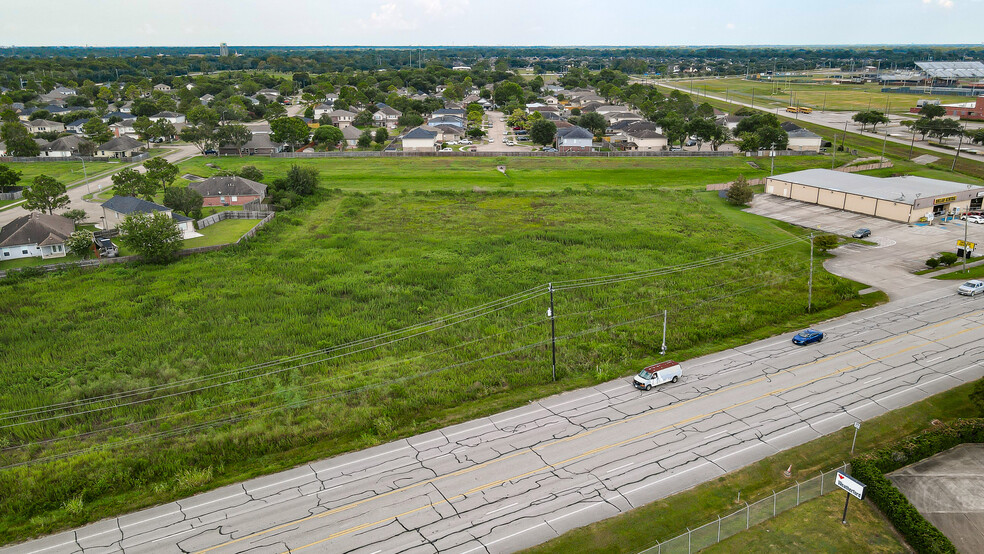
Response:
[888,444,984,554]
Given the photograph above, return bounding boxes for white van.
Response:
[633,361,682,391]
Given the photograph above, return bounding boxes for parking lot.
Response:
[747,194,984,299]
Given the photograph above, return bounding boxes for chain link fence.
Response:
[639,463,849,554]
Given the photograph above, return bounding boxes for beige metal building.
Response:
[765,169,984,223]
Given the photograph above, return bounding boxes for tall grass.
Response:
[0,168,870,542]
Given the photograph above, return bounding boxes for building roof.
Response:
[43,135,86,152]
[188,175,267,197]
[341,125,363,139]
[404,127,438,140]
[627,129,667,140]
[329,109,356,118]
[101,195,171,215]
[97,135,143,152]
[915,61,984,79]
[770,169,983,205]
[0,213,74,247]
[557,126,594,140]
[375,103,402,116]
[25,119,62,128]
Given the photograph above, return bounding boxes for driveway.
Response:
[472,111,535,153]
[746,194,980,299]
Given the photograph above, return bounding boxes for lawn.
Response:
[678,77,971,114]
[0,157,875,543]
[701,493,908,554]
[0,253,82,271]
[182,218,259,248]
[522,378,977,554]
[174,155,840,192]
[0,160,119,188]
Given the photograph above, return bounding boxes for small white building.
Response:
[0,213,74,261]
[402,126,438,152]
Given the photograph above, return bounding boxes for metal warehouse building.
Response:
[765,169,984,224]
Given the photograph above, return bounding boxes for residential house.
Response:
[150,111,186,124]
[153,83,172,92]
[99,196,197,239]
[341,125,363,147]
[606,112,643,125]
[96,135,143,159]
[118,101,134,114]
[624,129,668,151]
[432,107,466,118]
[556,126,594,152]
[110,120,137,137]
[324,93,339,105]
[401,126,438,152]
[101,111,134,123]
[256,89,280,101]
[313,104,333,119]
[780,122,822,152]
[41,135,87,157]
[188,175,267,207]
[328,109,357,129]
[594,105,626,116]
[543,96,559,105]
[65,118,89,134]
[0,213,74,261]
[199,94,215,105]
[24,119,65,134]
[427,114,465,129]
[218,132,284,155]
[716,114,747,131]
[432,124,465,141]
[373,103,402,129]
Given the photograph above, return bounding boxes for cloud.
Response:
[416,0,469,16]
[360,3,415,30]
[923,0,954,7]
[726,22,736,29]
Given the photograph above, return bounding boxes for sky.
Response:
[2,0,983,47]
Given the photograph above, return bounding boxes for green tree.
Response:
[969,128,984,145]
[179,124,219,155]
[117,212,182,264]
[354,109,374,127]
[374,128,389,144]
[22,175,69,214]
[0,163,22,193]
[150,119,176,142]
[726,175,754,205]
[62,208,88,224]
[66,230,94,259]
[709,125,730,151]
[398,112,424,127]
[270,117,311,152]
[928,119,962,144]
[939,252,959,266]
[529,119,557,146]
[493,82,523,106]
[111,167,154,199]
[82,117,112,144]
[971,379,984,417]
[357,128,373,148]
[133,116,155,148]
[579,111,607,137]
[273,164,318,196]
[217,124,252,156]
[685,118,717,150]
[313,125,344,150]
[163,186,204,217]
[143,157,178,193]
[2,123,40,157]
[264,102,287,121]
[237,166,264,182]
[659,112,687,146]
[186,105,219,127]
[919,103,946,119]
[813,234,839,252]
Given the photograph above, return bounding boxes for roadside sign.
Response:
[853,421,861,430]
[957,240,977,249]
[835,472,866,500]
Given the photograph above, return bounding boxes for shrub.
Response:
[726,175,753,206]
[925,257,940,269]
[813,234,839,252]
[939,252,959,266]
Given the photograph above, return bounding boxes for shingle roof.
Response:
[101,195,171,215]
[188,175,267,198]
[0,213,75,247]
[558,126,593,140]
[404,127,438,139]
[43,135,86,152]
[97,135,143,152]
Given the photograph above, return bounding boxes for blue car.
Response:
[792,329,824,345]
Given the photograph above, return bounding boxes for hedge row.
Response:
[852,419,984,554]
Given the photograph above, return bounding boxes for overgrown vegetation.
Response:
[0,156,873,541]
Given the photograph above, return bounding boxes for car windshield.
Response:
[637,370,655,380]
[800,330,817,337]
[965,281,981,287]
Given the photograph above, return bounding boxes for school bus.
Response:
[798,107,813,114]
[786,106,800,113]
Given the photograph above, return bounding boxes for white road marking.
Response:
[864,377,882,384]
[922,356,944,364]
[623,462,712,495]
[548,392,601,409]
[547,502,602,524]
[445,422,494,438]
[713,443,769,462]
[789,402,810,411]
[606,462,635,474]
[151,527,196,543]
[766,425,812,444]
[495,408,547,425]
[459,522,550,554]
[487,502,519,515]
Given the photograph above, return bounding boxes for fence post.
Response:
[717,515,722,543]
[687,527,691,554]
[745,501,750,529]
[773,490,777,516]
[819,471,824,495]
[797,481,800,505]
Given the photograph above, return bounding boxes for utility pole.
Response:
[951,129,964,171]
[909,123,917,160]
[808,233,814,312]
[548,283,557,382]
[831,132,837,169]
[660,310,667,356]
[963,203,970,273]
[842,120,849,154]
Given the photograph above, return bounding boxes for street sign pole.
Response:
[842,492,851,525]
[851,421,861,454]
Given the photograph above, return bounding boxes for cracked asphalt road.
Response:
[5,286,984,554]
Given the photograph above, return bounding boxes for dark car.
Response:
[852,228,871,238]
[203,149,217,156]
[792,329,824,345]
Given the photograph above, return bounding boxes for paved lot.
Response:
[6,285,983,554]
[746,194,983,299]
[889,444,984,554]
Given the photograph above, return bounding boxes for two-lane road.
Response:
[6,283,984,554]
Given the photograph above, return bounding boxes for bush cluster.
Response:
[852,419,984,554]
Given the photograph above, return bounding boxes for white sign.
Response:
[836,472,866,500]
[854,421,861,430]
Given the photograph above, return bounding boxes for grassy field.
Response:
[522,378,977,554]
[702,493,909,553]
[0,156,876,542]
[0,160,120,188]
[174,155,842,192]
[182,218,259,248]
[0,253,82,270]
[678,77,971,114]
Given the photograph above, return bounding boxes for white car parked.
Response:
[967,215,984,224]
[958,279,984,296]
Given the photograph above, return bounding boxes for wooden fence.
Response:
[705,178,767,191]
[0,211,275,279]
[270,149,819,160]
[834,161,894,173]
[196,210,274,229]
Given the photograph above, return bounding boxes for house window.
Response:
[231,196,238,202]
[22,249,29,255]
[2,250,8,257]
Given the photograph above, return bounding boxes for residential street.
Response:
[0,144,201,229]
[5,277,982,554]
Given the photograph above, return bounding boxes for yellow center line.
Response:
[196,309,984,554]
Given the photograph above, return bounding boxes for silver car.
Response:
[958,280,984,296]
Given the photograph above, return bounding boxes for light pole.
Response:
[951,127,965,171]
[660,310,667,356]
[964,185,972,273]
[771,143,776,176]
